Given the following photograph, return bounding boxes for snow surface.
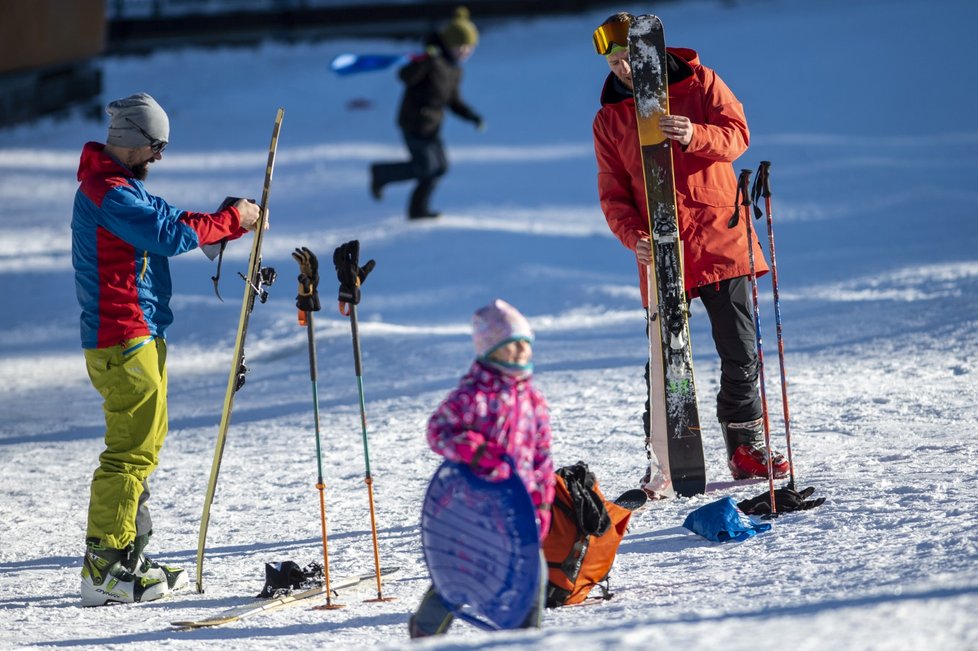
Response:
[2,0,977,648]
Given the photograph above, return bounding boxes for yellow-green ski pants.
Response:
[83,336,168,550]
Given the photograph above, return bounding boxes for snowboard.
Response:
[628,15,706,497]
[195,108,284,593]
[420,460,541,631]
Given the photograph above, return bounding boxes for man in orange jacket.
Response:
[591,12,789,489]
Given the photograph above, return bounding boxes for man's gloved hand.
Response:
[737,486,825,516]
[472,115,487,133]
[292,247,321,313]
[333,240,376,305]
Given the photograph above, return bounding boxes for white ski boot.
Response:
[80,542,169,607]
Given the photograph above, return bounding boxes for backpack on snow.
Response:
[542,462,631,607]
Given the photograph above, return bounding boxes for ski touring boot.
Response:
[80,540,169,607]
[722,418,789,480]
[132,533,188,591]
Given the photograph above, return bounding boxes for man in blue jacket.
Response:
[72,93,261,606]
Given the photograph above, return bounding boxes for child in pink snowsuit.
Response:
[410,299,556,638]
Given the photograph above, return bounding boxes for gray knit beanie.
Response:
[105,93,169,148]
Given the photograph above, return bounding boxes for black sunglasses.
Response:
[125,117,167,154]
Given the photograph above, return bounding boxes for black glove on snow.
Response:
[333,240,376,305]
[737,486,825,516]
[291,246,321,313]
[256,560,324,598]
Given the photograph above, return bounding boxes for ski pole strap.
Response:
[208,195,246,301]
[758,160,772,198]
[739,169,752,207]
[210,239,229,300]
[729,169,753,228]
[751,161,772,219]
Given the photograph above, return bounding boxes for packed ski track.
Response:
[1,0,976,648]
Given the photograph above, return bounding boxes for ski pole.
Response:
[333,241,391,602]
[735,169,777,514]
[348,302,387,602]
[752,161,796,488]
[292,247,342,610]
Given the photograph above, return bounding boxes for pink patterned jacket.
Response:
[427,361,556,539]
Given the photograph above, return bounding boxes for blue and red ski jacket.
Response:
[72,142,247,349]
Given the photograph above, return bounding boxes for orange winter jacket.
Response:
[593,47,768,306]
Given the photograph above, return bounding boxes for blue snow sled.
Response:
[420,460,541,631]
[329,53,411,76]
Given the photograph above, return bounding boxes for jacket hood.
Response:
[77,141,132,183]
[599,46,699,106]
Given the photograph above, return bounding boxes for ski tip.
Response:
[631,14,664,29]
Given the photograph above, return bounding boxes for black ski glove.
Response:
[333,240,376,305]
[217,195,244,212]
[292,247,321,313]
[737,486,825,516]
[256,560,324,598]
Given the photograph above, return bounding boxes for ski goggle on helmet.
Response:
[592,19,630,55]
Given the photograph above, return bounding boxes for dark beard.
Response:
[132,160,150,181]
